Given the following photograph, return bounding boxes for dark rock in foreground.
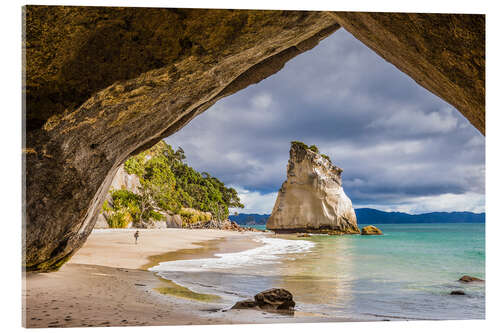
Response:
[361,225,383,235]
[459,275,484,283]
[450,290,466,295]
[231,288,295,312]
[255,288,295,311]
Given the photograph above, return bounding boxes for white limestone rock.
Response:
[266,142,359,234]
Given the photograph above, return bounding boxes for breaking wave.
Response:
[149,236,315,273]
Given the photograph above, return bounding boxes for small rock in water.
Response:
[361,225,383,235]
[450,290,466,295]
[458,275,484,283]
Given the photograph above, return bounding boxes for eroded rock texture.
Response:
[266,143,359,234]
[23,6,484,271]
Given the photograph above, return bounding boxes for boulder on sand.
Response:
[361,225,383,235]
[231,288,295,312]
[254,288,295,311]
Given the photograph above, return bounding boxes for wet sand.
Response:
[23,229,355,328]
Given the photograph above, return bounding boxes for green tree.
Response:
[106,141,244,227]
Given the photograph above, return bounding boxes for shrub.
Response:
[321,153,332,163]
[291,141,321,154]
[149,211,164,221]
[291,140,308,151]
[107,210,133,228]
[106,141,244,227]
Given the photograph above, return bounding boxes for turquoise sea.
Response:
[150,223,485,321]
[249,224,267,231]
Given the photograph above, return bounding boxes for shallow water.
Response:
[149,223,485,321]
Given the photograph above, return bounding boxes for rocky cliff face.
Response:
[94,164,184,229]
[108,165,141,194]
[94,165,140,229]
[267,143,358,234]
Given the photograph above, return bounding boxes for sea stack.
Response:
[267,142,359,234]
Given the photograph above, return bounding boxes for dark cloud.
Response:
[166,28,485,214]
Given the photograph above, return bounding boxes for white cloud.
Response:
[251,93,272,109]
[229,186,278,214]
[354,192,485,214]
[368,107,459,135]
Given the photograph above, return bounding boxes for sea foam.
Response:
[149,236,315,273]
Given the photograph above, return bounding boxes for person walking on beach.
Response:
[134,230,139,245]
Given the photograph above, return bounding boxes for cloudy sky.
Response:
[166,28,485,215]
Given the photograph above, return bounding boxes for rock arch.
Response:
[23,6,484,271]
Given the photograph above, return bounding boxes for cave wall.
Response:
[23,6,484,271]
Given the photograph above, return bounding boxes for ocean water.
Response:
[149,223,485,321]
[250,224,267,231]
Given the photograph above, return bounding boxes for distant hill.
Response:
[230,209,485,225]
[228,213,271,225]
[354,208,485,224]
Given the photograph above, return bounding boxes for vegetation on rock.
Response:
[290,141,332,162]
[320,154,331,163]
[308,145,319,153]
[103,141,243,227]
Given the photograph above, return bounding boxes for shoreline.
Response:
[23,229,260,327]
[23,228,359,328]
[69,228,256,270]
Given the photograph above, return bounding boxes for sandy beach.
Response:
[23,228,349,328]
[68,228,254,269]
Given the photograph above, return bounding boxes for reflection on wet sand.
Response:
[273,234,356,314]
